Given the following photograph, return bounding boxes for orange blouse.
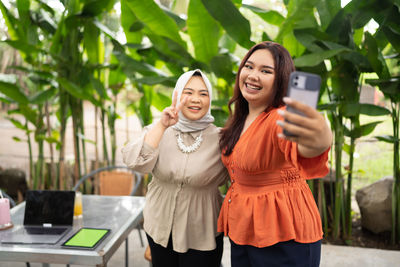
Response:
[217,108,330,247]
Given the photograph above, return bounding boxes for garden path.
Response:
[1,234,400,267]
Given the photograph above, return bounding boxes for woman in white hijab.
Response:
[122,70,228,267]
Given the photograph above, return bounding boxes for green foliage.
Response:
[1,0,400,244]
[0,81,29,104]
[124,0,185,47]
[187,0,220,63]
[29,87,57,105]
[341,103,390,117]
[201,0,254,49]
[294,48,350,67]
[242,4,284,26]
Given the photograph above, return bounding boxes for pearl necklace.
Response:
[176,131,203,153]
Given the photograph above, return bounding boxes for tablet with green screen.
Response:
[62,228,110,249]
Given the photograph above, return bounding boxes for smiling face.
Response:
[180,75,210,121]
[239,49,276,110]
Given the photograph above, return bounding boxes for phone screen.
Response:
[287,88,319,115]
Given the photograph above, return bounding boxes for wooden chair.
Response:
[72,166,144,267]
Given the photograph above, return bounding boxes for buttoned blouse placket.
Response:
[229,161,235,203]
[225,149,236,234]
[171,131,191,248]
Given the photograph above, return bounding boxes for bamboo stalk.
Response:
[101,109,109,165]
[79,102,88,175]
[308,179,314,196]
[126,98,130,143]
[45,101,56,189]
[392,102,400,243]
[26,120,33,189]
[320,179,329,235]
[333,113,344,240]
[71,99,81,185]
[345,130,356,241]
[94,105,99,194]
[58,91,68,190]
[392,175,397,244]
[58,119,67,189]
[395,104,400,242]
[37,140,44,189]
[110,98,117,166]
[340,183,346,241]
[397,182,400,242]
[36,107,45,189]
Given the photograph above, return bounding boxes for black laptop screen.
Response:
[24,190,75,226]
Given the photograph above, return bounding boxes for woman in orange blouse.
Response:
[218,41,332,266]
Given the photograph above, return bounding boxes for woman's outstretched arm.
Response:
[276,97,332,158]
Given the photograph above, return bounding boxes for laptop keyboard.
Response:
[24,227,67,235]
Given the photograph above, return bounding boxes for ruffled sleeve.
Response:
[297,148,330,179]
[272,109,330,179]
[121,125,160,174]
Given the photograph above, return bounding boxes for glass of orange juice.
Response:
[74,191,83,218]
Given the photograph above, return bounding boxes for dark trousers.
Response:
[146,233,223,267]
[230,239,321,267]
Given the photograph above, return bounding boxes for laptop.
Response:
[1,190,75,245]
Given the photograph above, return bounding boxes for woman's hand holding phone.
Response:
[276,71,332,158]
[277,97,332,158]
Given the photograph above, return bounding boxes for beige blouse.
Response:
[122,124,228,253]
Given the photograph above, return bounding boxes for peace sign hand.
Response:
[160,91,188,128]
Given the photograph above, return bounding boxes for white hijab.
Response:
[171,69,215,133]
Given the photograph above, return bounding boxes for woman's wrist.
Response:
[157,120,169,130]
[298,142,330,158]
[144,120,168,149]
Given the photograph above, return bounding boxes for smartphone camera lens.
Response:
[295,76,299,80]
[294,82,298,86]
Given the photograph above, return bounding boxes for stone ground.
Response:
[1,103,400,266]
[1,232,400,267]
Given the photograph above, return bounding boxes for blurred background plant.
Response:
[0,0,399,244]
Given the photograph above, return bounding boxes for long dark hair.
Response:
[219,41,295,156]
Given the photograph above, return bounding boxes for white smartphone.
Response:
[283,71,321,136]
